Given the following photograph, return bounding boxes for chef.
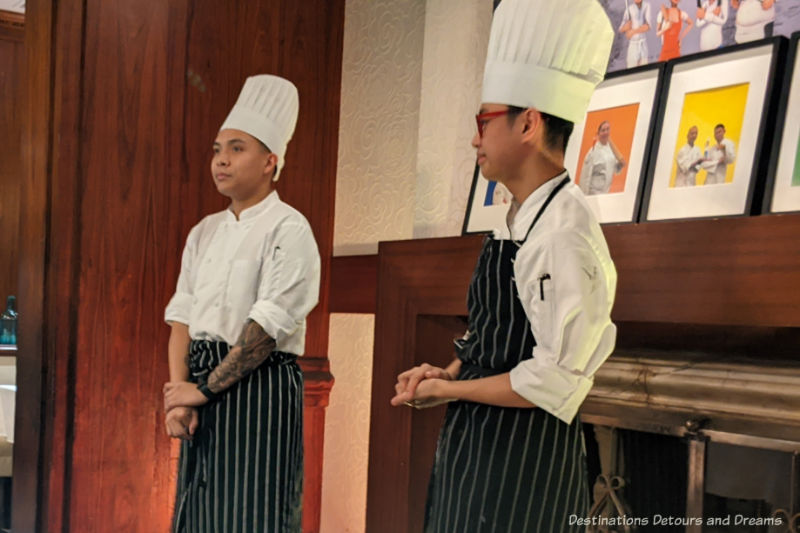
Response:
[162,74,321,533]
[391,1,618,531]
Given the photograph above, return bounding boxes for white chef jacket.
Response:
[579,143,624,196]
[697,0,729,51]
[734,0,776,43]
[675,143,703,187]
[494,173,617,424]
[165,191,321,355]
[702,138,736,185]
[621,1,652,42]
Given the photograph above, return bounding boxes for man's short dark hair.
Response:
[715,123,725,130]
[507,106,574,153]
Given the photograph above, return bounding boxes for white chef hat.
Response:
[481,0,614,124]
[220,74,299,181]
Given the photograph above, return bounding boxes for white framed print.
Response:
[641,38,786,222]
[565,63,664,223]
[462,164,513,234]
[764,32,800,214]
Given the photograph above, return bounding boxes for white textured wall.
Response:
[413,0,492,238]
[319,314,375,533]
[332,0,425,257]
[322,1,492,532]
[322,0,425,531]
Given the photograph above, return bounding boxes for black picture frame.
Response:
[639,36,787,222]
[461,0,507,236]
[565,62,666,225]
[762,31,800,215]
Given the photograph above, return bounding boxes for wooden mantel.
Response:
[328,213,800,533]
[331,213,800,327]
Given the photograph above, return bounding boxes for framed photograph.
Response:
[641,37,787,222]
[462,164,513,234]
[565,63,664,223]
[764,32,800,214]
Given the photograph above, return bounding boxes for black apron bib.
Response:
[424,177,589,533]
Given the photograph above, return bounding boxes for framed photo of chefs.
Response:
[565,63,665,223]
[763,32,800,214]
[641,37,787,222]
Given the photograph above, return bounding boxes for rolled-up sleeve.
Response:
[509,230,617,424]
[164,226,198,326]
[248,221,320,350]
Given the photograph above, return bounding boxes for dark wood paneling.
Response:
[43,0,86,530]
[65,0,182,530]
[604,214,800,327]
[366,235,483,533]
[329,255,378,314]
[14,1,51,531]
[17,0,343,531]
[0,36,21,315]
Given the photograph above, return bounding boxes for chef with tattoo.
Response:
[162,74,320,533]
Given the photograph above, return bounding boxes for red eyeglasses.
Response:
[475,110,510,138]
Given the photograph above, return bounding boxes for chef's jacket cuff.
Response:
[248,300,300,344]
[164,292,192,325]
[509,359,594,424]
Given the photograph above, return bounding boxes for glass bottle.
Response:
[1,296,17,345]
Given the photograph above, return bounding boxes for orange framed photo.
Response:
[565,63,665,223]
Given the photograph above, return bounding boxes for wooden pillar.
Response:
[300,357,335,533]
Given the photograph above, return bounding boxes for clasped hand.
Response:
[390,363,454,409]
[163,381,209,440]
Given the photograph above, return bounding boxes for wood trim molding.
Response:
[299,356,334,533]
[329,255,378,314]
[0,10,23,42]
[365,235,483,533]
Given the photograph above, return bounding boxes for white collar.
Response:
[226,190,279,222]
[505,171,569,239]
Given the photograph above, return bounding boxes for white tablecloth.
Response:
[0,387,14,444]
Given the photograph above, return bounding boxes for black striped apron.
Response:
[173,340,304,533]
[424,177,589,533]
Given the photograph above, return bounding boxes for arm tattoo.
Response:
[207,319,276,393]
